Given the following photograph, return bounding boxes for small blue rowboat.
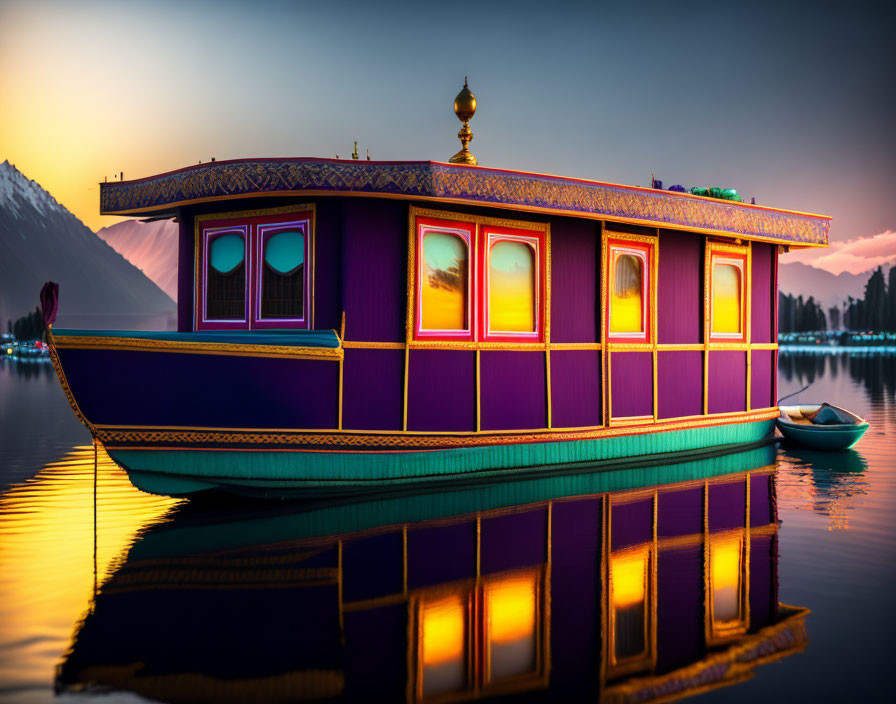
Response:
[776,403,869,451]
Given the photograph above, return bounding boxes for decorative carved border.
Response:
[100,159,830,246]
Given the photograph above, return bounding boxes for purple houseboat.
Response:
[46,88,830,497]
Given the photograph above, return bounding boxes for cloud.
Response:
[781,230,896,276]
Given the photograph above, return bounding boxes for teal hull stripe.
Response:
[109,419,774,485]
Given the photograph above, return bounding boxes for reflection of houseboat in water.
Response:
[45,83,831,496]
[56,445,808,703]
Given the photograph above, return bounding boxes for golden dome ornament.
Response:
[449,77,478,166]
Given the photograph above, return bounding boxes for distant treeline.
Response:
[842,266,896,332]
[780,266,896,333]
[778,293,826,333]
[6,308,46,342]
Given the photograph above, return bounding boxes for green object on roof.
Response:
[690,186,742,202]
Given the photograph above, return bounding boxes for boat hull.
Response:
[775,420,868,451]
[108,420,775,497]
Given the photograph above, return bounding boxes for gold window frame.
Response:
[606,542,656,678]
[407,206,551,350]
[705,527,750,644]
[705,241,750,343]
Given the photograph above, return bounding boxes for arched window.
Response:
[711,260,744,337]
[488,240,536,333]
[608,241,651,340]
[205,230,247,321]
[259,229,305,320]
[420,230,469,332]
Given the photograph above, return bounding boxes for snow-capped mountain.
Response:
[96,219,178,301]
[0,160,175,328]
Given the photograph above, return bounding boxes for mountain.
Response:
[96,219,179,301]
[0,160,175,329]
[778,261,886,313]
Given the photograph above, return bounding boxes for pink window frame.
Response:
[253,218,312,329]
[607,242,651,342]
[200,225,250,330]
[414,217,475,341]
[480,228,544,343]
[709,253,747,341]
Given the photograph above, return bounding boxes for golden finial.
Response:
[449,77,478,166]
[351,141,359,160]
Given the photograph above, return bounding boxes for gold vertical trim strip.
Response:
[337,357,344,430]
[402,344,410,432]
[746,242,753,412]
[545,349,553,429]
[600,222,609,426]
[703,242,711,416]
[744,471,752,629]
[476,349,482,432]
[702,479,710,645]
[653,229,660,422]
[651,490,659,670]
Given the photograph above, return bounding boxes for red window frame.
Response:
[606,239,653,344]
[197,209,313,331]
[479,225,546,343]
[414,216,476,341]
[708,250,747,342]
[413,215,547,344]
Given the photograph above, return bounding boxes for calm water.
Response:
[0,352,893,703]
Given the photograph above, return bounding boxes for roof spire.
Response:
[449,78,478,166]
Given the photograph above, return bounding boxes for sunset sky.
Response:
[1,0,893,274]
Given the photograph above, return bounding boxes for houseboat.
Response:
[46,84,830,496]
[56,447,808,702]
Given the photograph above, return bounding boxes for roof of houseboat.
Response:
[99,158,830,247]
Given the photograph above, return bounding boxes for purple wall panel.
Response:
[658,231,702,344]
[342,532,403,601]
[657,351,702,419]
[657,547,703,672]
[708,481,746,532]
[58,348,338,428]
[480,351,547,431]
[751,350,774,410]
[312,199,342,332]
[708,351,746,414]
[342,199,406,342]
[550,218,599,343]
[611,499,653,550]
[610,352,652,418]
[407,521,476,589]
[550,498,601,690]
[550,350,601,428]
[177,214,193,331]
[407,350,475,432]
[480,509,547,574]
[342,348,403,430]
[750,474,773,526]
[751,243,774,344]
[749,536,775,628]
[657,487,703,537]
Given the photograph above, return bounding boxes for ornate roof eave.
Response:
[99,159,830,247]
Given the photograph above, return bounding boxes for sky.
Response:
[1,0,893,274]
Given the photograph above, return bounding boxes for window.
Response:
[607,238,653,342]
[412,569,547,702]
[608,546,652,673]
[416,218,474,339]
[198,208,313,330]
[412,212,547,343]
[708,532,746,640]
[707,245,747,341]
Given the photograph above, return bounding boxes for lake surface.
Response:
[0,351,893,703]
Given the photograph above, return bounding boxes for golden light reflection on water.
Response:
[0,444,182,695]
[710,535,743,625]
